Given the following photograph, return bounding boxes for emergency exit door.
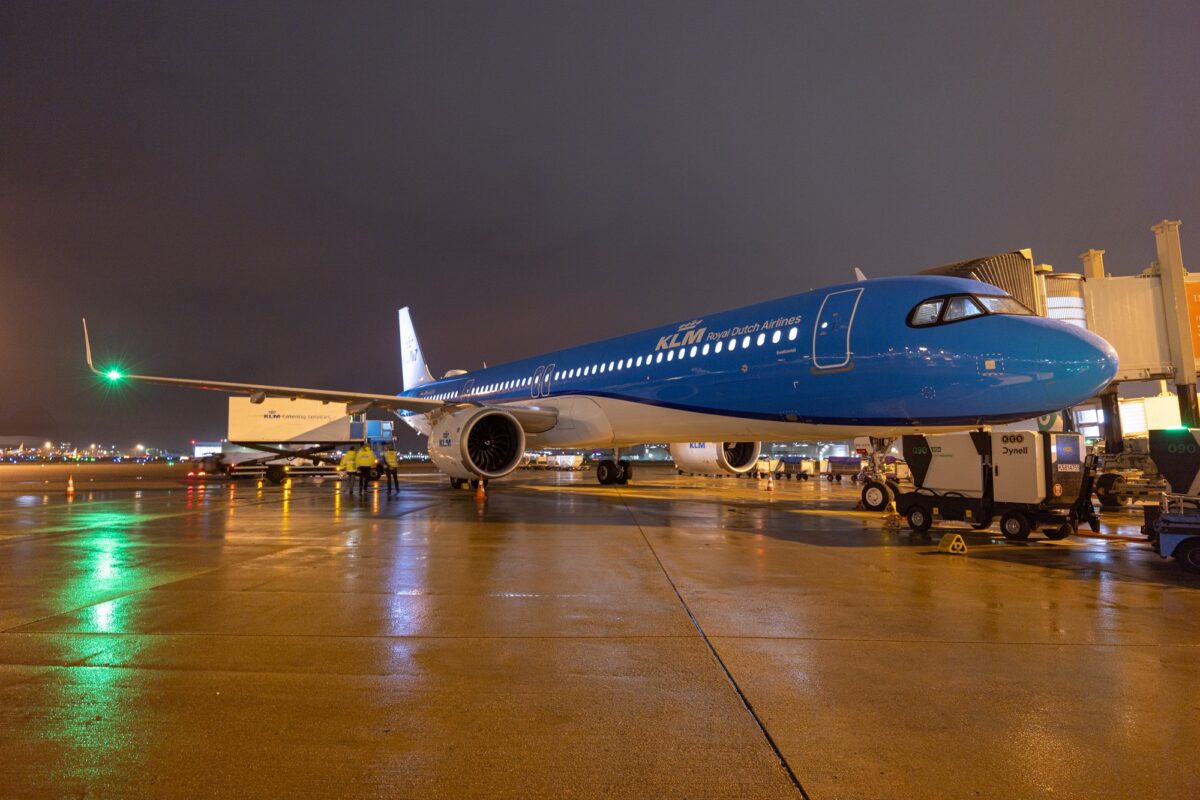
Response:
[812,287,863,369]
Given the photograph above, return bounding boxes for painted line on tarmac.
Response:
[614,489,811,799]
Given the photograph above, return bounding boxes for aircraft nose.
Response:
[1041,324,1119,407]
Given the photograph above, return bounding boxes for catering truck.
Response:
[190,398,393,484]
[894,431,1088,540]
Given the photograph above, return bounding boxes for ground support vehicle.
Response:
[824,456,862,483]
[747,456,783,479]
[893,431,1087,541]
[777,456,814,480]
[1092,449,1169,509]
[1144,494,1200,574]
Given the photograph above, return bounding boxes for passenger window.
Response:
[772,330,781,344]
[655,353,663,363]
[728,339,737,352]
[756,333,765,346]
[702,343,710,355]
[943,296,983,322]
[716,341,724,353]
[788,327,797,341]
[636,356,643,367]
[667,351,674,362]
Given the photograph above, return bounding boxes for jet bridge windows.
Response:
[907,293,1033,328]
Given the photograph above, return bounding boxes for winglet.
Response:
[854,267,868,282]
[82,318,98,374]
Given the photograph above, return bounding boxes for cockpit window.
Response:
[907,292,1031,327]
[943,296,984,322]
[911,299,944,326]
[976,295,1033,315]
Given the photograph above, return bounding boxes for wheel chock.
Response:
[882,500,903,531]
[938,533,968,554]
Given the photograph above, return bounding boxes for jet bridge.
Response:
[924,221,1196,452]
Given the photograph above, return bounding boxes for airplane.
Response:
[84,273,1118,495]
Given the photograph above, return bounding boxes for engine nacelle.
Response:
[669,441,762,474]
[429,407,526,480]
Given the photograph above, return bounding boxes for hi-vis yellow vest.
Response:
[383,450,398,468]
[356,448,378,468]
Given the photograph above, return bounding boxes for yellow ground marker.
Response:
[938,533,968,554]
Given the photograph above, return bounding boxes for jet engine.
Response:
[429,408,526,479]
[668,441,762,474]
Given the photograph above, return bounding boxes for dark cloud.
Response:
[1,1,1198,448]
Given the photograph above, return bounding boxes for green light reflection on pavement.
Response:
[41,662,142,788]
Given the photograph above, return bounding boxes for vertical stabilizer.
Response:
[398,307,434,390]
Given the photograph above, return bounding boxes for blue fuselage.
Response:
[401,275,1117,439]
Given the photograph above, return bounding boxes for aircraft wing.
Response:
[83,319,444,415]
[82,319,562,431]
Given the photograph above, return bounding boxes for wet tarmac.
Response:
[1,465,1198,799]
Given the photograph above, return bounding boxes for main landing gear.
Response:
[597,455,632,486]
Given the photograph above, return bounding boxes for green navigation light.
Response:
[105,369,123,381]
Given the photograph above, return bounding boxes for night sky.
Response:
[2,2,1198,449]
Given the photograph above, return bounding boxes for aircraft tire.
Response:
[1000,511,1031,541]
[597,460,618,486]
[861,480,890,512]
[449,477,466,490]
[616,460,632,485]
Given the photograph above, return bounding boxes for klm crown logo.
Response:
[656,318,707,351]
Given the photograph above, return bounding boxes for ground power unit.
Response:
[896,431,1086,540]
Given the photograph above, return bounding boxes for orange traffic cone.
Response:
[66,476,75,495]
[766,472,774,493]
[475,477,487,502]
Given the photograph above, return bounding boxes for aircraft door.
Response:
[812,288,864,369]
[530,366,545,399]
[460,379,475,399]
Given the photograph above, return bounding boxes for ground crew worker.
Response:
[339,446,358,494]
[355,444,378,494]
[382,443,399,493]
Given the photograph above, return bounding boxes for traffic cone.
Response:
[766,472,774,493]
[475,477,487,502]
[66,476,75,495]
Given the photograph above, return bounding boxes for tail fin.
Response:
[398,307,434,390]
